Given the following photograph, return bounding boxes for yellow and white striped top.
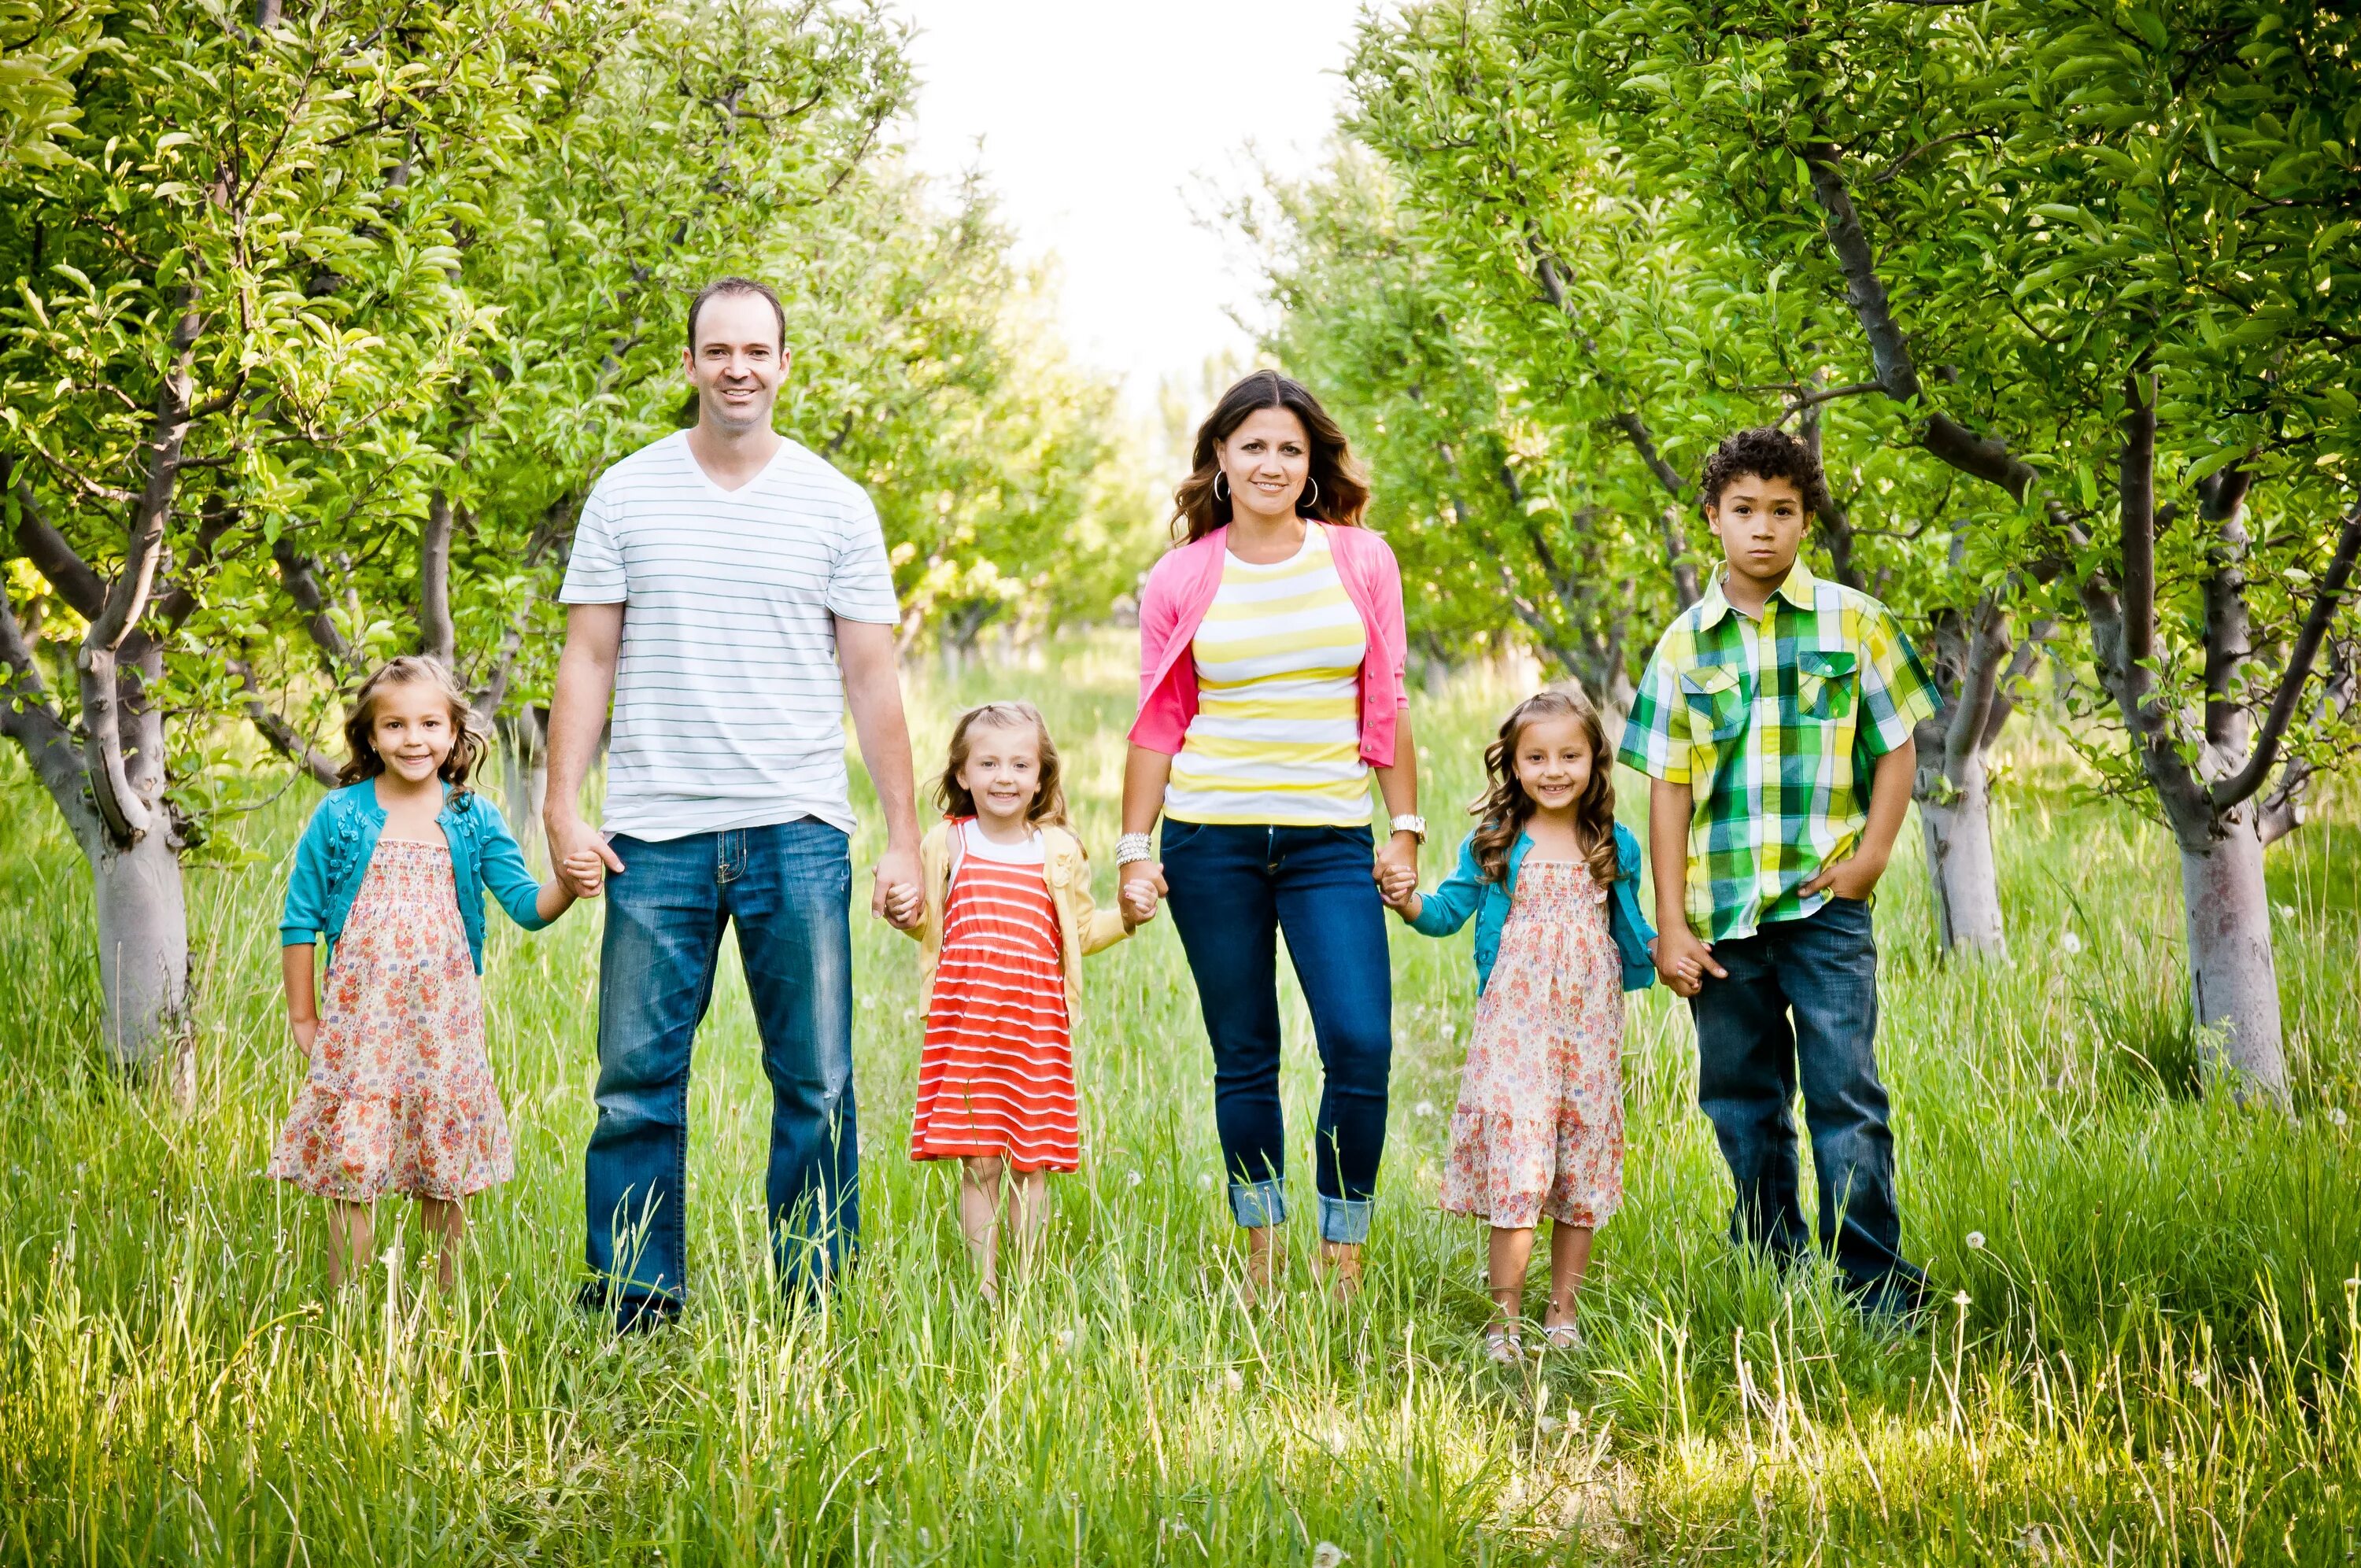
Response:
[1164,524,1373,827]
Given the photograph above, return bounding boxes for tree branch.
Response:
[2199,463,2256,750]
[87,291,201,654]
[1943,596,2011,780]
[2211,505,2361,812]
[4,456,106,618]
[272,537,356,672]
[229,657,340,785]
[2119,373,2157,698]
[419,489,456,665]
[0,585,92,835]
[1529,249,1690,503]
[1801,142,2050,507]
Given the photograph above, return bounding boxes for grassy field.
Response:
[1,636,2358,1565]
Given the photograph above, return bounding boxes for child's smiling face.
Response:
[958,718,1043,831]
[1705,470,1809,592]
[368,680,457,785]
[1513,715,1594,815]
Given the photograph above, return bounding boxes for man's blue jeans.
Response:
[1688,896,1924,1315]
[1160,820,1393,1245]
[581,821,857,1319]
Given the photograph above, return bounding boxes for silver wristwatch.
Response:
[1389,814,1427,842]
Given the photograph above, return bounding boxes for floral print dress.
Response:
[1439,858,1624,1230]
[268,838,515,1201]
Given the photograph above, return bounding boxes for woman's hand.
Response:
[1119,860,1166,928]
[1373,829,1419,904]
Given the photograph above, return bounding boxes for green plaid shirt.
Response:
[1617,560,1938,941]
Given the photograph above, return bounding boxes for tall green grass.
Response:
[0,637,2355,1563]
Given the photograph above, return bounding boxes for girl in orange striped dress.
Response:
[898,702,1151,1297]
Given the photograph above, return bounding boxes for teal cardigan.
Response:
[279,782,551,973]
[1406,822,1657,994]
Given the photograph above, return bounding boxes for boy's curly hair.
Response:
[1698,426,1829,518]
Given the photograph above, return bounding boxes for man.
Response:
[545,276,923,1329]
[1619,426,1938,1323]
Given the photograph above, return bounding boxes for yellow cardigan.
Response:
[903,819,1129,1009]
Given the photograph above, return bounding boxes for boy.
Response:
[1618,426,1938,1321]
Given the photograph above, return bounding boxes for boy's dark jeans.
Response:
[1687,896,1924,1315]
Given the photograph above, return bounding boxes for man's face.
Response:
[683,293,787,433]
[1704,472,1809,589]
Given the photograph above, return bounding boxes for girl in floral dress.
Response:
[1380,690,1657,1360]
[275,657,602,1293]
[893,702,1151,1299]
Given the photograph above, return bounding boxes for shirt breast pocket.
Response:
[1679,663,1749,743]
[1794,648,1859,723]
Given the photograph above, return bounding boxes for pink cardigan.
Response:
[1130,522,1410,767]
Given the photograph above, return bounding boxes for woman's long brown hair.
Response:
[338,655,486,795]
[933,701,1070,830]
[1469,688,1620,887]
[1171,370,1371,541]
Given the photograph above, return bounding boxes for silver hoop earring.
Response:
[1214,472,1229,502]
[1303,476,1321,511]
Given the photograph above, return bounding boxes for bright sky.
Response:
[895,1,1373,414]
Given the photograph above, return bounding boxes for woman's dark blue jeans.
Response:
[1159,820,1393,1245]
[580,820,858,1323]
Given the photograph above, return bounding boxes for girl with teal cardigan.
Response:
[272,656,602,1295]
[1379,689,1654,1362]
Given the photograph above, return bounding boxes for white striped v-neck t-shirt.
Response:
[558,430,900,841]
[1164,523,1373,827]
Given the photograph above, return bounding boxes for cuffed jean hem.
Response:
[1317,1195,1373,1245]
[1228,1179,1286,1229]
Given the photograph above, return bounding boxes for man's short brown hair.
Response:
[685,276,786,354]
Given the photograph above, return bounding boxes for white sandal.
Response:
[1539,1322,1583,1352]
[1484,1327,1525,1365]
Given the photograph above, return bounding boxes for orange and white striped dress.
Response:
[909,819,1079,1172]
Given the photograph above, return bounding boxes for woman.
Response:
[1117,370,1422,1301]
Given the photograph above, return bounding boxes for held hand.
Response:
[1378,863,1419,909]
[1801,852,1886,902]
[1119,873,1162,930]
[290,1015,317,1058]
[1652,926,1727,998]
[873,842,922,928]
[548,814,623,898]
[1373,830,1418,895]
[558,849,609,901]
[1118,858,1166,928]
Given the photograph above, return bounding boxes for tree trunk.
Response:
[87,825,191,1087]
[1916,747,2005,957]
[499,706,549,869]
[2178,811,2288,1106]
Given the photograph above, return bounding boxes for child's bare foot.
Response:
[1317,1240,1362,1303]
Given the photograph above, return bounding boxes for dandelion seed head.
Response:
[1312,1545,1349,1568]
[1952,1290,1971,1308]
[1965,1231,1986,1250]
[1126,1170,1144,1188]
[2329,1108,2349,1128]
[1195,1174,1214,1191]
[1054,1328,1075,1352]
[1413,1100,1436,1117]
[1222,1368,1243,1393]
[2275,902,2296,921]
[2057,930,2083,956]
